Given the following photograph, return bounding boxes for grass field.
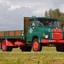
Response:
[0,46,64,64]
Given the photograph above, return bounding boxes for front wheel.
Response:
[32,39,42,52]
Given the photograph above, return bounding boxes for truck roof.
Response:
[24,17,58,21]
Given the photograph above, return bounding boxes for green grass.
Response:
[0,46,64,64]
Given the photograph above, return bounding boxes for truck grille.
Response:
[52,28,62,39]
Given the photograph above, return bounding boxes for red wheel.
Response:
[33,41,39,51]
[1,41,12,52]
[33,39,42,51]
[1,41,6,51]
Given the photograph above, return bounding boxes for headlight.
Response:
[22,31,24,36]
[22,33,24,36]
[44,35,48,39]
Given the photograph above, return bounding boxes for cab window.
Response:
[30,21,35,27]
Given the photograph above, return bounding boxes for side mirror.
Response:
[31,22,35,29]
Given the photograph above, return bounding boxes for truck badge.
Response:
[29,28,33,33]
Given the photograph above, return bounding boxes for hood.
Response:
[35,26,62,39]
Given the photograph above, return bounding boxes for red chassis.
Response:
[41,39,64,44]
[5,39,26,46]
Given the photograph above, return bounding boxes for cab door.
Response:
[27,19,36,44]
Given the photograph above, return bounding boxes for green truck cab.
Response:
[0,17,64,52]
[26,17,60,44]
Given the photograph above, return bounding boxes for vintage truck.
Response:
[0,17,64,52]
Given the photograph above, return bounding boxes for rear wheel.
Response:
[56,44,64,52]
[20,46,31,52]
[32,39,42,52]
[6,46,12,52]
[1,41,6,51]
[1,41,12,52]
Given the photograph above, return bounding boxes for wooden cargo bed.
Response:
[0,30,24,38]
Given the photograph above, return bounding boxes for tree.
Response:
[45,9,64,26]
[45,11,48,17]
[49,9,53,17]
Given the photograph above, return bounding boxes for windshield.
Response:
[43,21,59,26]
[36,19,59,27]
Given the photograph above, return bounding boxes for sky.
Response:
[0,0,64,31]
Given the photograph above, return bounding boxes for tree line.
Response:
[45,9,64,26]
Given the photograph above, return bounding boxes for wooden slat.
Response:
[9,31,14,36]
[0,32,4,36]
[5,31,8,36]
[15,30,21,36]
[0,30,23,37]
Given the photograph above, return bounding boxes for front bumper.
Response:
[41,39,64,43]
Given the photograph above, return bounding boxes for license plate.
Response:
[49,40,54,42]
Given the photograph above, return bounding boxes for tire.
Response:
[1,41,12,52]
[0,43,1,49]
[32,39,42,52]
[20,46,31,52]
[6,46,12,52]
[1,41,6,51]
[56,44,64,52]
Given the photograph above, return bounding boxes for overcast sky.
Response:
[0,0,64,31]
